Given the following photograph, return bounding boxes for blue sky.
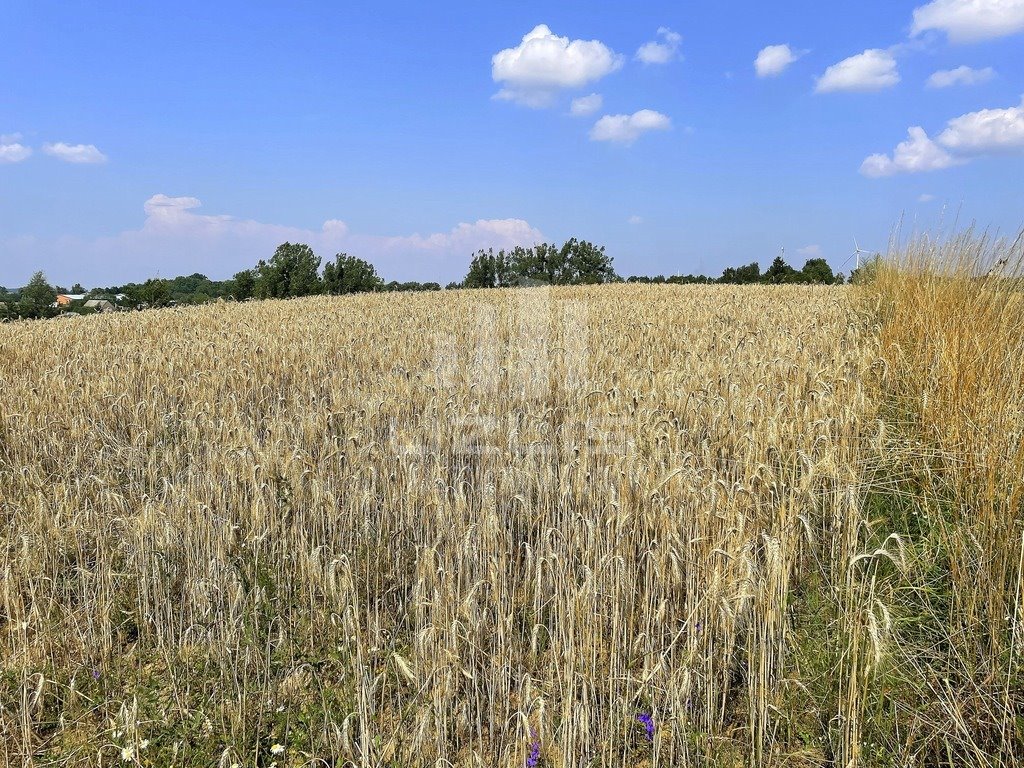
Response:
[2,0,1023,286]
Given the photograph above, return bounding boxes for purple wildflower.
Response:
[637,712,654,741]
[526,731,541,767]
[92,668,100,680]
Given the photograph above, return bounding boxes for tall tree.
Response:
[511,243,565,284]
[231,269,256,300]
[764,255,798,284]
[799,258,836,284]
[721,262,761,284]
[323,254,383,294]
[254,242,323,299]
[564,239,617,284]
[463,249,513,288]
[133,278,172,307]
[20,271,57,316]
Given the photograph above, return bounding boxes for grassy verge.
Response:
[846,231,1024,766]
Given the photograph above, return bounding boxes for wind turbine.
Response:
[852,238,873,270]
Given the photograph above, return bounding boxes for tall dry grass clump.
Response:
[859,231,1024,764]
[0,284,880,766]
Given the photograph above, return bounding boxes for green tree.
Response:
[20,271,57,316]
[799,258,836,284]
[231,269,256,300]
[850,255,881,285]
[254,242,323,299]
[764,255,798,284]
[133,278,172,307]
[70,282,86,294]
[322,254,383,294]
[467,240,617,287]
[463,249,514,288]
[563,239,617,284]
[720,262,761,284]
[511,243,564,284]
[738,263,761,283]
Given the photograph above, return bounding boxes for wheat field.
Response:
[1,266,1022,766]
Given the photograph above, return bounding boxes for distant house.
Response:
[84,299,115,313]
[55,293,86,306]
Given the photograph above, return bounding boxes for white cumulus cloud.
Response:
[570,93,603,116]
[1,133,32,163]
[492,24,623,108]
[911,0,1024,42]
[816,49,900,93]
[797,244,823,258]
[919,193,936,202]
[754,44,803,78]
[628,215,643,225]
[42,142,108,164]
[860,98,1024,176]
[590,110,672,145]
[636,27,682,64]
[0,195,544,285]
[860,127,962,177]
[936,96,1024,153]
[927,65,996,88]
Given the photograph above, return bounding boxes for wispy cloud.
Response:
[570,93,603,116]
[2,195,545,285]
[42,142,108,164]
[926,65,995,88]
[0,133,32,163]
[636,27,682,65]
[816,49,900,93]
[590,110,671,145]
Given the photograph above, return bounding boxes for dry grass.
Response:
[0,263,1019,767]
[858,232,1024,766]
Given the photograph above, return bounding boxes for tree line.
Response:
[460,240,617,288]
[1,241,858,321]
[626,255,848,285]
